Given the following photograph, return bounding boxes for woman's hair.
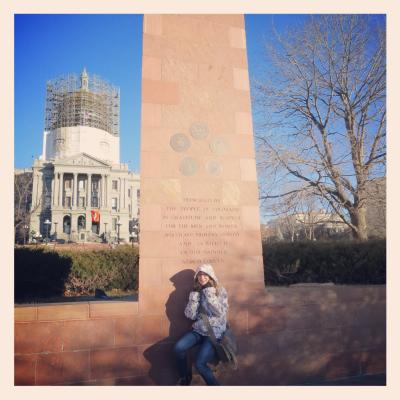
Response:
[193,274,218,292]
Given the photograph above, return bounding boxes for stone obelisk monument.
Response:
[139,14,264,382]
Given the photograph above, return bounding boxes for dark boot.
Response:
[177,374,192,385]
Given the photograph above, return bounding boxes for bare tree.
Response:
[268,188,349,242]
[14,171,40,243]
[294,194,321,241]
[365,177,386,238]
[255,15,386,240]
[267,188,307,242]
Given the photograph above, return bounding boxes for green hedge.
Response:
[262,239,386,286]
[15,246,139,302]
[15,239,386,302]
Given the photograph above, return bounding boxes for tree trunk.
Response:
[350,206,369,240]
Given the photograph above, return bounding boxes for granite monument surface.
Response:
[139,15,264,323]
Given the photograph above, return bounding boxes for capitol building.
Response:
[29,69,140,243]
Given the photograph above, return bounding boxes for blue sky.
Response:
[14,14,143,171]
[14,14,385,176]
[14,14,304,171]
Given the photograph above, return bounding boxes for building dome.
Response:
[43,70,120,163]
[45,69,120,136]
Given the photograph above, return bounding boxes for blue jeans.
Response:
[173,330,220,386]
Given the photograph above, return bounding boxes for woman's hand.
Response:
[189,291,200,300]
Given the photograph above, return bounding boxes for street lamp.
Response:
[116,221,122,245]
[44,219,51,244]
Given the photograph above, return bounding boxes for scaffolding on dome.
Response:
[44,72,120,136]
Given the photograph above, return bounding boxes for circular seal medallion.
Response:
[170,133,191,153]
[179,157,199,176]
[209,136,228,155]
[206,159,222,176]
[190,122,209,140]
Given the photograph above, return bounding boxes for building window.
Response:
[91,222,99,234]
[128,188,131,197]
[77,215,86,231]
[78,197,85,207]
[92,180,99,191]
[78,179,85,189]
[112,217,117,231]
[63,215,71,234]
[92,196,99,208]
[137,189,140,199]
[65,179,72,189]
[112,198,117,211]
[65,196,71,207]
[128,204,131,217]
[112,180,118,190]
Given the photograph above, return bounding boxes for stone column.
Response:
[118,178,121,212]
[104,175,107,208]
[59,172,63,207]
[98,176,101,208]
[101,174,105,209]
[73,173,78,208]
[56,172,60,207]
[106,175,111,209]
[123,178,126,209]
[53,171,58,207]
[102,175,105,208]
[37,172,43,208]
[51,172,56,206]
[32,172,38,207]
[87,174,92,208]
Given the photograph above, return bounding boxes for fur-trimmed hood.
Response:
[194,263,219,284]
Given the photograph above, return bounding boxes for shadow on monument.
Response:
[143,268,197,385]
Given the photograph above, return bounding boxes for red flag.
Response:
[91,210,100,223]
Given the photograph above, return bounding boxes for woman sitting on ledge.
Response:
[173,263,228,386]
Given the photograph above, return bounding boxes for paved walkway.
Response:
[307,373,386,386]
[191,372,386,386]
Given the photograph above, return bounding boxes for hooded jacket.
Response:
[184,264,228,339]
